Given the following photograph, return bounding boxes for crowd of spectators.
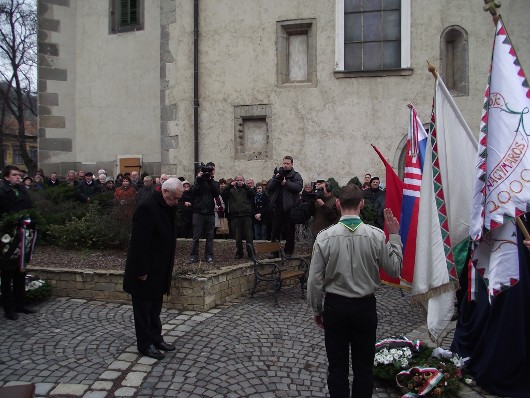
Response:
[7,165,386,261]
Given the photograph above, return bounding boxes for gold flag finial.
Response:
[426,61,438,79]
[483,0,501,24]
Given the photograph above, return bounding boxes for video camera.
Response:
[273,166,287,182]
[198,162,215,179]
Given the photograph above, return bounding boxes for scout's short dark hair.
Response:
[339,184,363,210]
[283,156,294,163]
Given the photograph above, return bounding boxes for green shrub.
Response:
[46,202,131,249]
[29,185,87,235]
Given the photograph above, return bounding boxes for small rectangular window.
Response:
[110,0,144,34]
[13,147,23,165]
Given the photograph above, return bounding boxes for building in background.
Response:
[37,0,530,183]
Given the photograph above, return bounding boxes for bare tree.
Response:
[0,0,37,174]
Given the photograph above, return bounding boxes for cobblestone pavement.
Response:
[0,286,496,397]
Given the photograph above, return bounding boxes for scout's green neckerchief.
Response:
[339,217,363,233]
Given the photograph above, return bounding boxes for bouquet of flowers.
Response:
[373,337,423,380]
[373,337,463,397]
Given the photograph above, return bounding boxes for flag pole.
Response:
[483,0,501,25]
[516,217,530,240]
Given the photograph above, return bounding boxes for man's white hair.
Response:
[162,177,183,192]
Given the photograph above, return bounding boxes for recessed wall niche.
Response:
[234,104,272,161]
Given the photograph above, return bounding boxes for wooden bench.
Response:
[0,384,35,398]
[246,241,308,305]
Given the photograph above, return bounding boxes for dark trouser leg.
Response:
[204,215,215,258]
[1,269,15,315]
[233,216,243,255]
[149,296,164,345]
[191,213,204,256]
[324,299,351,398]
[284,220,296,255]
[349,299,377,398]
[13,271,27,311]
[324,294,377,398]
[242,217,253,255]
[132,295,164,350]
[271,213,282,242]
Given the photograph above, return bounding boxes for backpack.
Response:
[288,199,313,224]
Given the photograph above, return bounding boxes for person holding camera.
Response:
[267,156,303,256]
[311,179,340,245]
[222,175,255,259]
[190,162,220,263]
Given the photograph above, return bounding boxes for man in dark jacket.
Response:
[222,175,255,258]
[0,165,36,320]
[190,162,220,263]
[77,172,101,203]
[123,178,184,360]
[267,156,303,256]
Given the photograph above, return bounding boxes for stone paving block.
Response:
[114,386,137,397]
[108,360,130,370]
[137,356,158,365]
[132,364,152,372]
[49,383,88,396]
[82,391,108,398]
[35,382,55,395]
[117,352,138,361]
[98,370,121,380]
[122,371,147,387]
[90,380,113,390]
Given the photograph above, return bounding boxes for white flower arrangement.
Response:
[27,279,45,291]
[374,346,413,368]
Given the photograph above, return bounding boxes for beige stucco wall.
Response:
[39,0,530,185]
[73,1,161,169]
[165,0,530,185]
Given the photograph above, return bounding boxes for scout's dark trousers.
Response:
[323,293,377,398]
[131,295,164,351]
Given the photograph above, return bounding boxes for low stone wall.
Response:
[28,257,309,311]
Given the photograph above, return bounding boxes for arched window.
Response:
[440,26,469,96]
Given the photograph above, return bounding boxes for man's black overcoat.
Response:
[123,191,176,298]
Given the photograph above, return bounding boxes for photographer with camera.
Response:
[311,179,340,245]
[222,175,255,259]
[267,156,303,257]
[189,162,220,263]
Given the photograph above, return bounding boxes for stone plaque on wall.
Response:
[234,104,272,160]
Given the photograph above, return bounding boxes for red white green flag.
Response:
[469,18,530,299]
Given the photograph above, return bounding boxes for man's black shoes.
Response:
[16,307,36,314]
[155,341,176,351]
[5,312,19,321]
[139,344,165,360]
[234,253,243,259]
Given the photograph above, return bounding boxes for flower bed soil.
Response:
[31,240,312,276]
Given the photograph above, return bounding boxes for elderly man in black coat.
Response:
[123,178,184,360]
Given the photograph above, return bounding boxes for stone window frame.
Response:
[334,0,412,78]
[109,0,144,34]
[440,25,469,97]
[277,19,317,88]
[234,105,272,161]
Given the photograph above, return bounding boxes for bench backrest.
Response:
[251,241,281,255]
